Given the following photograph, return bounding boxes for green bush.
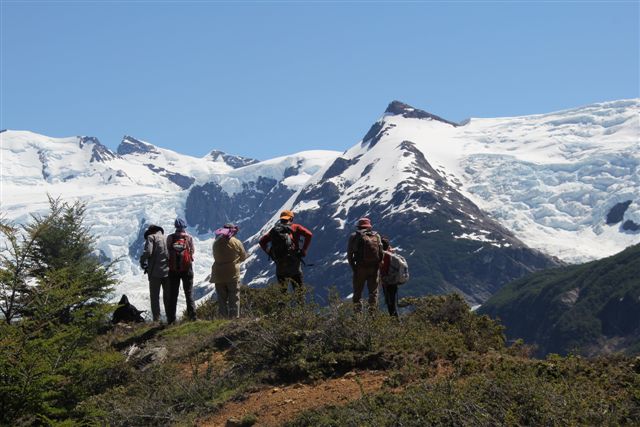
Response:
[287,354,640,426]
[222,289,505,383]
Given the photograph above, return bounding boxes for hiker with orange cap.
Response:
[259,210,313,294]
[347,217,384,312]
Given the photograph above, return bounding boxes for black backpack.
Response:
[269,223,295,259]
[112,295,145,324]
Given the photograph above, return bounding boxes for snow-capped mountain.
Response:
[0,130,340,311]
[1,98,638,313]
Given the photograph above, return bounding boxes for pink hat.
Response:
[357,217,372,229]
[214,223,239,239]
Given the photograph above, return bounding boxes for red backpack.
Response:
[169,232,193,272]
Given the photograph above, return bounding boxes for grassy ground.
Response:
[41,287,640,426]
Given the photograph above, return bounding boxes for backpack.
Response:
[381,251,410,285]
[269,223,295,260]
[356,230,382,266]
[169,232,193,272]
[112,295,145,323]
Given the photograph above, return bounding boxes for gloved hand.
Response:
[297,249,307,258]
[140,261,149,274]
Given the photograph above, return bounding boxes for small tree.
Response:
[0,215,56,324]
[25,197,115,325]
[0,197,121,423]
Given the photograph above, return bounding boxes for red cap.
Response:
[357,217,372,229]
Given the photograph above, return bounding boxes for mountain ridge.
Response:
[479,243,640,357]
[1,98,638,312]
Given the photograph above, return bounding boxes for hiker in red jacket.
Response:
[259,210,312,293]
[380,237,399,317]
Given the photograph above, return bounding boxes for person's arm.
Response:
[380,252,390,276]
[236,238,248,262]
[293,224,313,255]
[258,233,271,254]
[139,235,153,267]
[188,235,196,258]
[347,234,357,270]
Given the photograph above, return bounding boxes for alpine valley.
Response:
[1,99,638,313]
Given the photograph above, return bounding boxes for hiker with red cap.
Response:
[259,210,312,294]
[347,217,384,312]
[210,223,247,318]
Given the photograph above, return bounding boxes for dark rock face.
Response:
[284,160,304,178]
[622,220,640,232]
[185,177,294,237]
[385,100,459,127]
[606,200,632,224]
[38,149,50,181]
[207,150,259,169]
[117,136,160,156]
[79,137,118,163]
[321,157,359,180]
[144,164,195,190]
[129,220,149,262]
[243,140,559,305]
[362,122,397,148]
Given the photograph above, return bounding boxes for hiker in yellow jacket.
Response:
[210,223,247,318]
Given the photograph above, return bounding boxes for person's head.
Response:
[381,236,390,251]
[144,224,164,239]
[279,210,294,224]
[174,218,187,231]
[357,217,372,230]
[215,223,239,239]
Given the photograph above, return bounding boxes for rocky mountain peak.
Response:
[79,136,118,163]
[206,150,259,169]
[117,136,160,156]
[385,100,459,127]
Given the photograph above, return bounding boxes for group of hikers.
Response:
[136,210,408,323]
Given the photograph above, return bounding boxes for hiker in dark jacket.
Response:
[139,224,170,322]
[210,223,247,318]
[347,217,383,312]
[166,218,197,322]
[379,237,399,317]
[259,210,312,294]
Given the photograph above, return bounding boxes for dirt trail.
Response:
[199,370,388,427]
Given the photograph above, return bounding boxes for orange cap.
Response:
[280,210,295,221]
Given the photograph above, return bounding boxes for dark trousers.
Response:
[168,271,196,323]
[148,276,170,321]
[275,255,304,302]
[276,273,303,291]
[277,273,304,305]
[382,283,399,317]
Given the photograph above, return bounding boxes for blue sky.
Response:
[2,1,638,160]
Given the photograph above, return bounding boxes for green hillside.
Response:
[480,244,640,357]
[2,201,638,425]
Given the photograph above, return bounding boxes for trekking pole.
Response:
[299,257,315,267]
[297,253,315,267]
